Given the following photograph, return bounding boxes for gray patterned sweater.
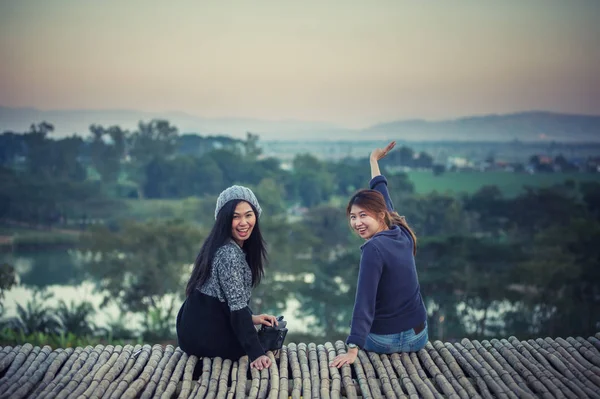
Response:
[199,241,253,311]
[176,241,265,361]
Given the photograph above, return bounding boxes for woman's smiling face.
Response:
[349,205,385,240]
[231,201,255,247]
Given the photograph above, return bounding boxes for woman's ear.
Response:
[379,212,387,223]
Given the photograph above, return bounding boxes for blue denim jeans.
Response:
[364,321,428,353]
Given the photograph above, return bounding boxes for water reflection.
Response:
[4,282,309,334]
[3,282,141,330]
[1,249,86,287]
[2,249,309,334]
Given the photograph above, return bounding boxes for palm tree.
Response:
[55,299,96,336]
[7,290,62,335]
[141,297,177,342]
[0,263,17,321]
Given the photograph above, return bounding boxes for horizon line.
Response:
[2,105,600,130]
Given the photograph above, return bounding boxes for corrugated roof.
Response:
[0,333,599,398]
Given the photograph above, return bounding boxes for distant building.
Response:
[446,156,473,170]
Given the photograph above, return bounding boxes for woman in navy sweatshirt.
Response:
[331,141,428,368]
[177,185,278,371]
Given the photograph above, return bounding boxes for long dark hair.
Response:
[346,189,417,255]
[185,199,267,297]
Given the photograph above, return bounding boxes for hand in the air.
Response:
[370,141,396,161]
[252,314,278,327]
[250,354,272,370]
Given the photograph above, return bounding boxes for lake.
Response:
[2,248,518,340]
[1,248,310,334]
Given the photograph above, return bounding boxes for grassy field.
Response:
[406,171,600,197]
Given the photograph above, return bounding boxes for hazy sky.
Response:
[1,1,599,127]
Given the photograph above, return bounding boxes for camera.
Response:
[257,315,288,351]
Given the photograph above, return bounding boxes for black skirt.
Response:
[176,289,246,361]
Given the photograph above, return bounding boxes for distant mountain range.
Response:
[0,106,599,142]
[365,112,600,142]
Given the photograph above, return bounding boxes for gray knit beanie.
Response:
[215,185,262,220]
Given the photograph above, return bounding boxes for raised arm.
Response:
[370,141,395,179]
[369,141,396,211]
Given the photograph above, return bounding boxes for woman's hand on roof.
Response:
[330,349,358,368]
[250,354,272,370]
[370,141,396,162]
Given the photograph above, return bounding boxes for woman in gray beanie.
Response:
[176,185,278,371]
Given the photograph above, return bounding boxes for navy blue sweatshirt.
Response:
[346,175,427,348]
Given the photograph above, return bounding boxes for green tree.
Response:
[463,185,507,236]
[142,155,226,199]
[580,181,600,220]
[244,132,262,160]
[52,135,87,181]
[509,185,585,239]
[0,263,17,315]
[385,173,415,197]
[327,159,370,196]
[141,297,177,342]
[6,290,62,335]
[250,216,313,315]
[0,132,25,166]
[253,178,286,216]
[0,166,115,227]
[194,155,225,195]
[206,149,246,187]
[292,206,358,337]
[399,193,467,237]
[384,145,414,167]
[129,119,179,197]
[417,238,467,341]
[142,157,174,198]
[413,151,434,169]
[456,238,523,338]
[55,300,96,336]
[169,156,221,197]
[89,124,127,184]
[130,119,178,164]
[83,220,205,313]
[22,122,54,178]
[419,236,522,340]
[517,218,600,337]
[291,154,334,208]
[432,164,445,176]
[11,122,86,182]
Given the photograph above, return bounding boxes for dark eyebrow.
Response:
[233,211,254,216]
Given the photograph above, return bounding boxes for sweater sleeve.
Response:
[216,251,265,361]
[347,242,383,348]
[229,307,265,361]
[370,175,394,211]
